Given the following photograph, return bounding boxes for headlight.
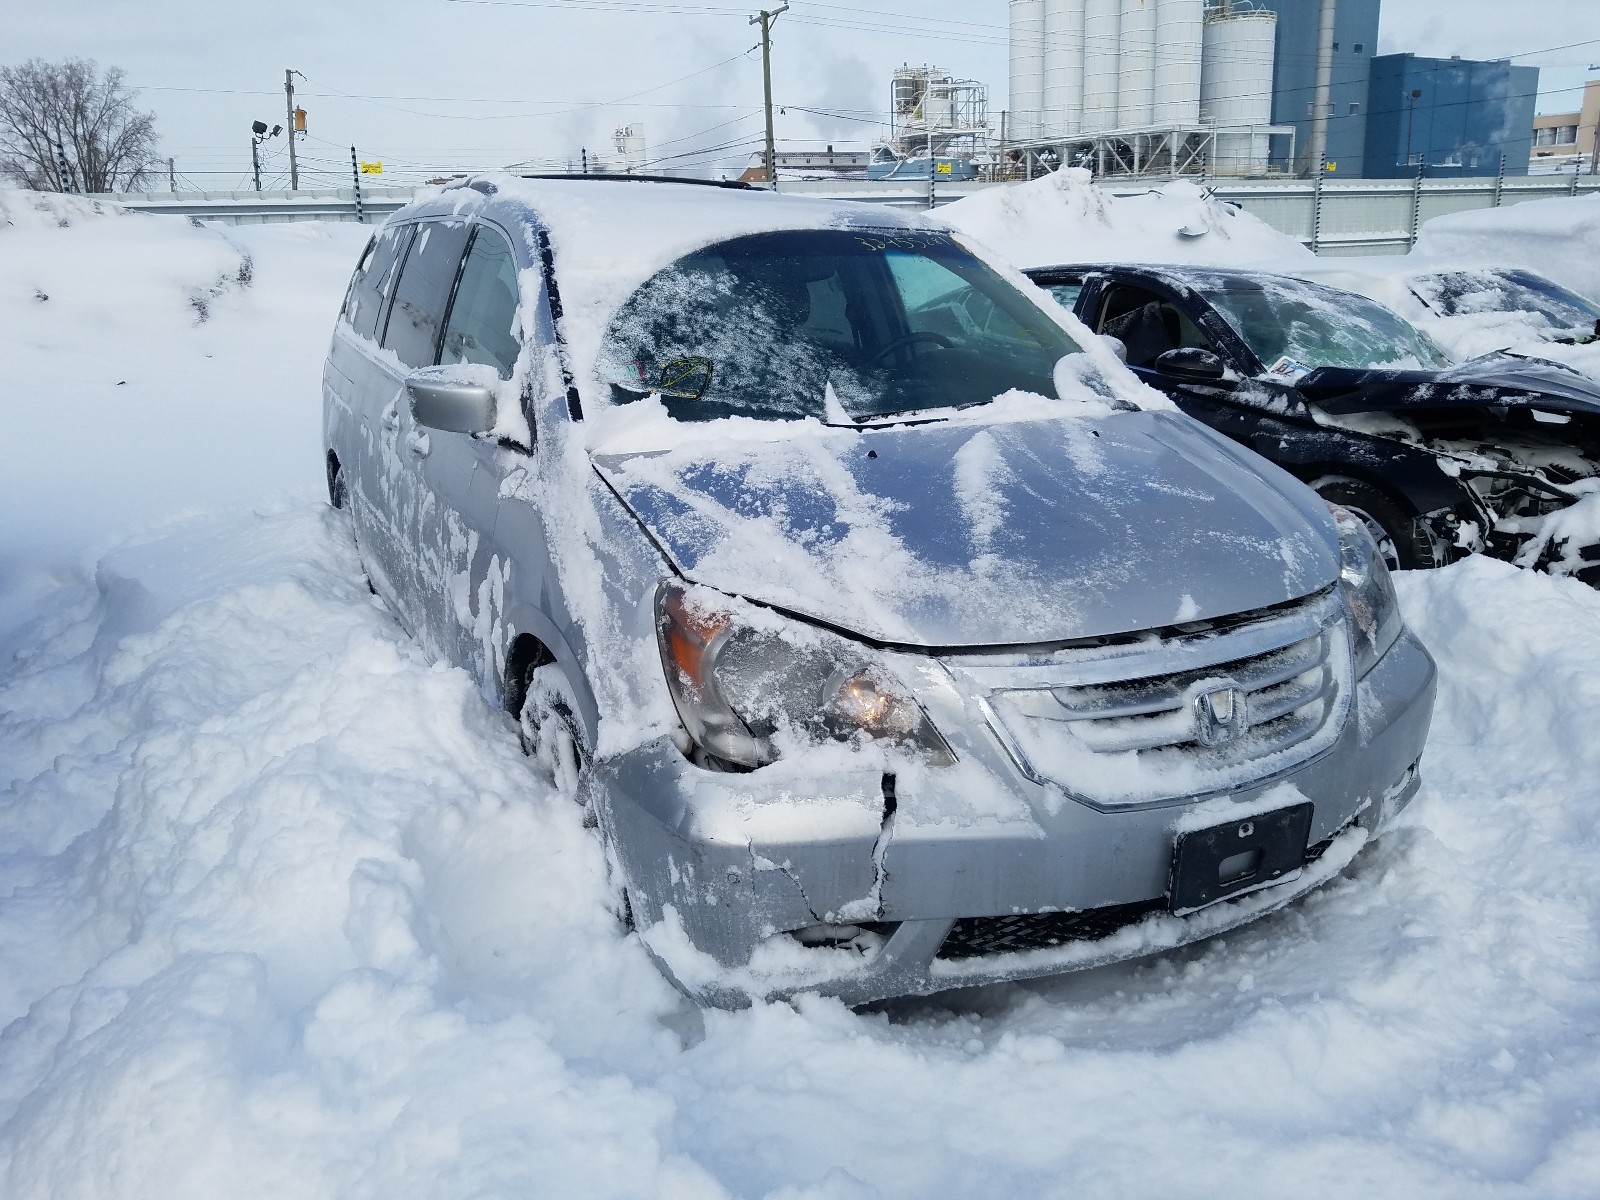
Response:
[1331,506,1404,677]
[655,581,955,769]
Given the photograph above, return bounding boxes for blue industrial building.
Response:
[1253,0,1382,177]
[1363,54,1540,177]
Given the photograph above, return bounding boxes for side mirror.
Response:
[1154,347,1226,381]
[406,368,496,434]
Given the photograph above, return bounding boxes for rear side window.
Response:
[343,224,411,341]
[440,227,522,380]
[383,221,472,369]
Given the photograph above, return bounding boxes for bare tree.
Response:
[0,58,159,194]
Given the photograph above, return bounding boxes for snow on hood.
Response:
[1296,352,1600,415]
[935,168,1314,271]
[593,408,1339,646]
[1414,192,1600,303]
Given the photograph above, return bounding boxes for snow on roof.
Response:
[1414,193,1600,304]
[935,167,1314,272]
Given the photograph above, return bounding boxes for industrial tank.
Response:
[1200,7,1276,173]
[1117,0,1156,129]
[1009,0,1047,142]
[1153,0,1204,126]
[1042,0,1085,139]
[1081,0,1121,133]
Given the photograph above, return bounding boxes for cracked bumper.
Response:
[589,629,1436,1007]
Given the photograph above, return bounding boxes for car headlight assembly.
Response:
[655,581,955,770]
[1331,505,1404,677]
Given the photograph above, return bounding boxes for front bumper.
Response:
[590,628,1436,1007]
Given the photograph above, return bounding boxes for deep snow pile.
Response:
[1414,193,1600,303]
[7,193,1600,1198]
[0,187,370,638]
[937,166,1314,271]
[8,509,1600,1197]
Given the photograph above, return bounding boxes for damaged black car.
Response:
[1028,263,1600,580]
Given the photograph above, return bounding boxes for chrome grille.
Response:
[956,590,1353,809]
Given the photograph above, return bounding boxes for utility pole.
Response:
[167,157,176,191]
[750,4,788,189]
[285,69,301,191]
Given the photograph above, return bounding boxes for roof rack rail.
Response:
[517,173,758,191]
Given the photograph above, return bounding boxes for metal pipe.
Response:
[1306,0,1336,176]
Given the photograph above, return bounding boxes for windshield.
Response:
[597,229,1083,422]
[1202,275,1451,374]
[1410,269,1600,333]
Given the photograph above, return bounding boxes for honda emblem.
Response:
[1193,685,1248,748]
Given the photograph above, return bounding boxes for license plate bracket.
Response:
[1169,802,1314,913]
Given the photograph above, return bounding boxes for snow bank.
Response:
[936,167,1314,271]
[8,510,1600,1196]
[0,188,370,638]
[1413,193,1600,302]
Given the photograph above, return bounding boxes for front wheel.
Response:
[1311,476,1442,572]
[518,663,591,803]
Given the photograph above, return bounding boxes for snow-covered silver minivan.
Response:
[322,174,1435,1006]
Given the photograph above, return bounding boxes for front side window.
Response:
[1096,284,1216,369]
[597,229,1082,422]
[1202,276,1451,373]
[344,224,410,341]
[383,221,472,370]
[441,227,522,380]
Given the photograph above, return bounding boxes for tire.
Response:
[517,662,592,804]
[1311,476,1441,572]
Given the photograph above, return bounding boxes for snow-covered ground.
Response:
[6,190,1600,1197]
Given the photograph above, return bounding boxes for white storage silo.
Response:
[1154,0,1203,126]
[1042,0,1085,139]
[1200,8,1276,173]
[1081,0,1120,133]
[1117,0,1156,129]
[1010,0,1048,142]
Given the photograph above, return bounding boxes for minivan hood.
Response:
[1297,353,1600,416]
[593,412,1339,648]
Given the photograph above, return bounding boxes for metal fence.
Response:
[87,173,1600,257]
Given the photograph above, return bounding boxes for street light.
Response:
[250,120,281,193]
[1404,88,1423,171]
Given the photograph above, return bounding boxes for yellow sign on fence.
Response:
[359,161,383,175]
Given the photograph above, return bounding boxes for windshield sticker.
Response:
[1266,355,1313,382]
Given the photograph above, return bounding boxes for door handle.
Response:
[406,429,431,458]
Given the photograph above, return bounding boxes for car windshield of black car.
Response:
[1203,275,1452,375]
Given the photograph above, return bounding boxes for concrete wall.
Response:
[89,174,1600,257]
